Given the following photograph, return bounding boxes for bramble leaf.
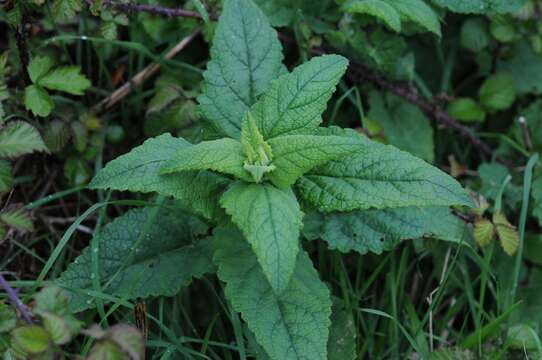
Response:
[0,208,34,232]
[267,135,361,188]
[493,212,519,255]
[27,56,55,83]
[58,206,215,312]
[388,0,441,37]
[297,134,472,212]
[24,85,54,117]
[304,206,468,255]
[38,66,91,95]
[0,121,48,158]
[220,182,302,294]
[89,134,230,219]
[473,217,495,247]
[198,0,284,138]
[161,138,250,181]
[251,55,349,139]
[0,160,11,193]
[213,228,331,360]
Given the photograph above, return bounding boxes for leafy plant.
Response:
[57,0,476,358]
[23,56,90,117]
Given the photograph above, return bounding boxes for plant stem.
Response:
[0,274,33,324]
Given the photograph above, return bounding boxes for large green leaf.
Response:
[268,135,361,188]
[304,207,469,255]
[198,0,284,138]
[220,182,302,293]
[213,228,331,360]
[89,134,230,219]
[368,92,434,162]
[58,206,214,312]
[342,0,401,32]
[252,55,349,139]
[0,121,48,158]
[297,135,472,212]
[431,0,527,14]
[161,138,250,181]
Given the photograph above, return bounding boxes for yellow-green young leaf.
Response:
[0,121,48,158]
[27,56,55,83]
[431,0,526,14]
[89,134,230,219]
[473,217,495,247]
[0,302,17,333]
[240,113,275,182]
[268,135,361,188]
[251,55,349,139]
[493,212,519,255]
[87,340,126,360]
[479,73,516,111]
[161,138,250,181]
[342,0,401,32]
[198,0,284,138]
[447,98,486,123]
[213,229,332,360]
[24,85,54,117]
[0,160,13,193]
[220,182,303,294]
[11,326,51,354]
[0,208,33,232]
[38,66,91,95]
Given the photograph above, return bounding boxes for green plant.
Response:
[56,0,477,358]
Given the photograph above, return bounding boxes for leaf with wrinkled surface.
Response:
[304,207,469,255]
[342,0,401,32]
[198,0,284,138]
[220,182,302,294]
[58,206,215,312]
[431,0,527,14]
[161,138,250,181]
[213,228,331,360]
[268,135,361,188]
[297,135,472,212]
[38,66,90,95]
[0,121,48,158]
[89,134,230,219]
[251,55,349,139]
[328,301,357,360]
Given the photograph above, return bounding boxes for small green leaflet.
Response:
[89,134,230,219]
[38,66,91,96]
[220,182,302,294]
[251,55,348,139]
[28,56,55,83]
[213,228,331,360]
[498,41,542,95]
[0,121,48,158]
[431,0,527,14]
[0,208,34,232]
[297,136,472,212]
[161,138,250,181]
[252,0,295,27]
[240,113,275,182]
[52,0,82,20]
[304,206,469,255]
[198,0,284,138]
[24,85,54,117]
[268,135,361,188]
[391,0,441,37]
[58,206,215,312]
[479,73,516,111]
